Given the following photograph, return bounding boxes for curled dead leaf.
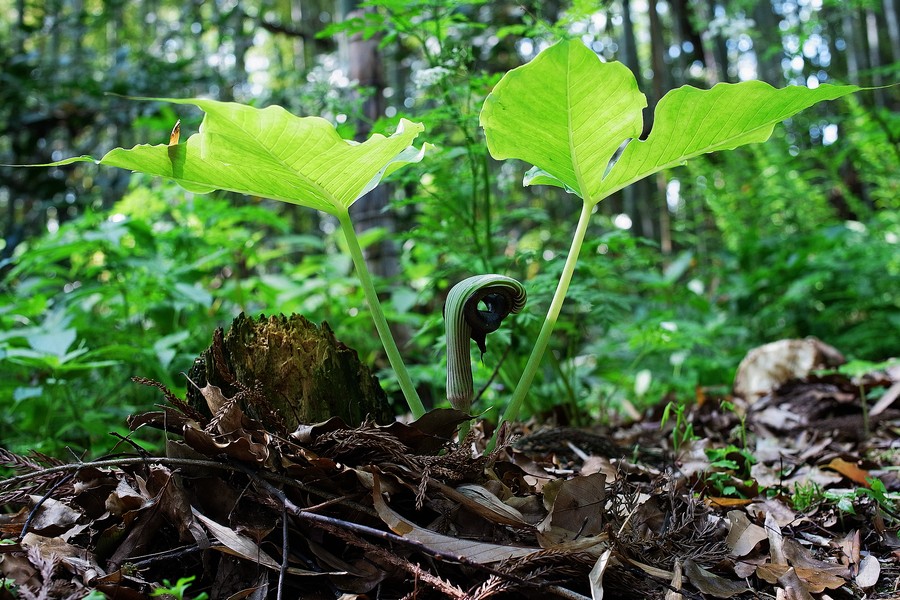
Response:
[588,548,612,600]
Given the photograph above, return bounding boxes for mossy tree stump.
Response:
[187,313,392,429]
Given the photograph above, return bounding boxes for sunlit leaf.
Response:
[481,39,644,202]
[31,99,428,216]
[481,39,861,205]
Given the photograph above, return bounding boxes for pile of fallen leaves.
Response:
[1,351,899,599]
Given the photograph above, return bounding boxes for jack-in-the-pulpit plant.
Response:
[480,38,862,432]
[444,275,527,438]
[17,38,867,436]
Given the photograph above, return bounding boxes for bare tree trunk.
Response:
[645,0,669,246]
[865,9,886,107]
[671,0,707,85]
[842,7,867,84]
[702,0,730,84]
[339,0,398,279]
[884,0,900,64]
[619,0,653,238]
[752,1,783,85]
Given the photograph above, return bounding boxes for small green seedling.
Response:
[791,480,824,512]
[150,575,209,600]
[19,39,865,434]
[660,398,697,455]
[704,444,757,498]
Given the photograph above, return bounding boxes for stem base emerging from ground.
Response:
[338,211,426,419]
[491,201,594,448]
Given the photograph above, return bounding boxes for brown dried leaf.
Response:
[104,480,145,516]
[751,463,841,491]
[824,458,870,486]
[665,559,683,600]
[757,539,847,593]
[401,408,472,452]
[537,473,606,545]
[683,559,749,598]
[371,473,538,564]
[835,529,860,568]
[433,482,531,528]
[746,498,799,528]
[756,562,789,584]
[26,496,81,536]
[733,338,844,402]
[291,416,347,444]
[183,423,270,463]
[0,551,39,589]
[766,512,786,566]
[775,567,815,600]
[707,497,752,509]
[782,538,850,580]
[20,532,98,580]
[191,508,280,570]
[725,510,767,557]
[201,383,243,433]
[623,556,673,579]
[127,408,198,435]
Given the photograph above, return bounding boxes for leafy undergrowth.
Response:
[0,362,898,599]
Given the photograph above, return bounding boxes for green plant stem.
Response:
[337,211,426,419]
[498,201,594,431]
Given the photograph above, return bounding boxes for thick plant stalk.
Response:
[338,211,426,419]
[444,275,526,434]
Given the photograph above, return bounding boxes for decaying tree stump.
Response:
[187,313,392,429]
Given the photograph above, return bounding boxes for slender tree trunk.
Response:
[647,0,670,107]
[339,0,397,279]
[884,0,900,64]
[752,1,783,85]
[645,0,669,246]
[14,0,26,52]
[671,0,707,85]
[703,0,730,84]
[865,9,886,107]
[619,0,651,237]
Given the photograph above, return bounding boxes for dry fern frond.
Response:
[0,449,72,504]
[131,376,207,424]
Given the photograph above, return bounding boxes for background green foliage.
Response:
[1,0,897,455]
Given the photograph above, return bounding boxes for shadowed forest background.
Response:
[0,0,897,457]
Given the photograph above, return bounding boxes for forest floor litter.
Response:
[1,337,898,599]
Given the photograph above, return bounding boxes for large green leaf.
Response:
[480,39,645,201]
[42,99,428,215]
[480,39,861,205]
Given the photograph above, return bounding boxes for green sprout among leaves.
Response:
[20,39,865,433]
[150,575,209,600]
